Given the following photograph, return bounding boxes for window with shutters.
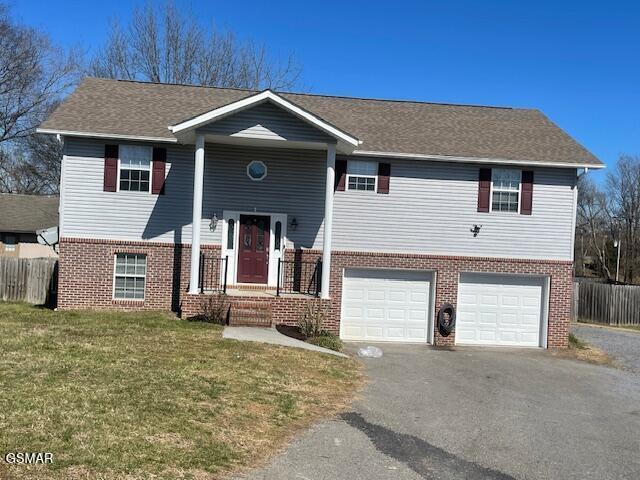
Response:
[113,253,147,300]
[491,168,521,213]
[347,160,377,192]
[119,145,152,192]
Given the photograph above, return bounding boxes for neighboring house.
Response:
[0,194,59,258]
[37,77,604,348]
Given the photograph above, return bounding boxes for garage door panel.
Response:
[389,290,407,302]
[409,309,427,321]
[479,330,498,341]
[500,313,518,325]
[366,326,384,337]
[387,327,405,338]
[366,289,385,301]
[410,291,428,303]
[456,273,545,347]
[480,295,498,306]
[479,312,498,325]
[502,295,519,306]
[387,309,406,321]
[341,269,432,343]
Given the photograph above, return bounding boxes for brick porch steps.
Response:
[228,299,272,327]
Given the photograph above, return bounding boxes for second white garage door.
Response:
[341,269,432,343]
[456,273,547,347]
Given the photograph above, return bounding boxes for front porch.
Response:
[172,90,362,305]
[199,251,323,297]
[194,250,324,327]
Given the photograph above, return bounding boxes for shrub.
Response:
[198,293,230,324]
[308,333,343,352]
[298,299,329,338]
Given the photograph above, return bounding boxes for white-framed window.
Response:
[491,168,521,213]
[247,160,267,181]
[113,253,147,300]
[347,160,377,192]
[119,145,152,192]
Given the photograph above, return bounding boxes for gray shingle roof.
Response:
[0,194,59,233]
[40,77,602,167]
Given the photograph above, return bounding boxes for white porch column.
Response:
[321,143,336,299]
[189,134,206,294]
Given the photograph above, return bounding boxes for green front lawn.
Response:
[0,303,361,479]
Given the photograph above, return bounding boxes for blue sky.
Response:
[13,0,640,181]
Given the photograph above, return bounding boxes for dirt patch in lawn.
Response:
[0,302,363,480]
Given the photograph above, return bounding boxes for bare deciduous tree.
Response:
[0,4,78,194]
[0,5,78,145]
[577,176,613,280]
[576,156,640,284]
[606,156,640,282]
[89,2,301,90]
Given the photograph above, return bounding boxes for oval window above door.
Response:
[247,161,267,181]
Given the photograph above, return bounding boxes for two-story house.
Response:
[38,77,603,347]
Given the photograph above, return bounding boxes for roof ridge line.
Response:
[89,77,530,111]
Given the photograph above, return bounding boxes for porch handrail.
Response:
[199,254,228,294]
[276,257,322,297]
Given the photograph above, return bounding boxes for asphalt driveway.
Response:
[239,344,640,480]
[572,323,640,376]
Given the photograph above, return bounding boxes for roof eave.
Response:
[352,149,605,169]
[36,128,178,144]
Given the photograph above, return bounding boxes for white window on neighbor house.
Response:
[491,168,521,213]
[347,160,377,192]
[4,234,16,252]
[113,253,147,300]
[119,145,152,192]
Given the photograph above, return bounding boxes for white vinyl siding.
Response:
[62,138,325,249]
[332,156,577,261]
[196,101,334,144]
[61,138,577,261]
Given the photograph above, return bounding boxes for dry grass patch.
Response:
[618,324,640,332]
[551,333,612,366]
[0,302,362,479]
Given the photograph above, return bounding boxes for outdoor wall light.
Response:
[289,217,298,231]
[210,213,218,231]
[470,224,482,237]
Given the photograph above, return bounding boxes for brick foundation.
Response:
[58,238,573,348]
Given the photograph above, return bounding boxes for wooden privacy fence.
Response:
[573,281,640,326]
[0,257,58,305]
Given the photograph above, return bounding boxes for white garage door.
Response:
[341,269,432,343]
[456,273,546,347]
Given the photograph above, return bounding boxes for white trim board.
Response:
[36,128,178,144]
[352,149,605,170]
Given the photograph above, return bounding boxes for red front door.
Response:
[237,215,270,284]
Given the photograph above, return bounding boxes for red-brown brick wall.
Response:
[57,238,218,313]
[58,238,573,347]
